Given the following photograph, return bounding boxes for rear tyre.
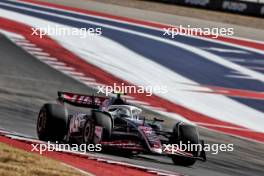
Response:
[37,103,68,142]
[83,118,95,144]
[170,122,199,166]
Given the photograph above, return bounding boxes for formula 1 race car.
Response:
[36,92,206,166]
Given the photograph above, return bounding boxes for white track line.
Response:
[10,38,29,42]
[78,76,96,82]
[195,122,255,131]
[51,65,75,71]
[21,46,43,51]
[16,42,36,47]
[225,75,255,80]
[61,70,85,76]
[35,56,58,61]
[28,51,50,56]
[43,60,66,66]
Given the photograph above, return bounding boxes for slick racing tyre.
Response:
[37,103,68,142]
[83,118,95,144]
[92,110,112,139]
[170,122,199,166]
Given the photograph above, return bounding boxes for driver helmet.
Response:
[116,108,130,117]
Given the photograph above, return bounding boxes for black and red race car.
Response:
[36,92,206,166]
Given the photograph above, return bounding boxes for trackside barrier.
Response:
[149,0,264,17]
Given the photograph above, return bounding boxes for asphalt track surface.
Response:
[0,33,264,176]
[0,1,264,176]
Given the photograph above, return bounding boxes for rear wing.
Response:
[57,91,109,109]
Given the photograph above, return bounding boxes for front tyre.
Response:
[37,103,68,142]
[170,122,199,166]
